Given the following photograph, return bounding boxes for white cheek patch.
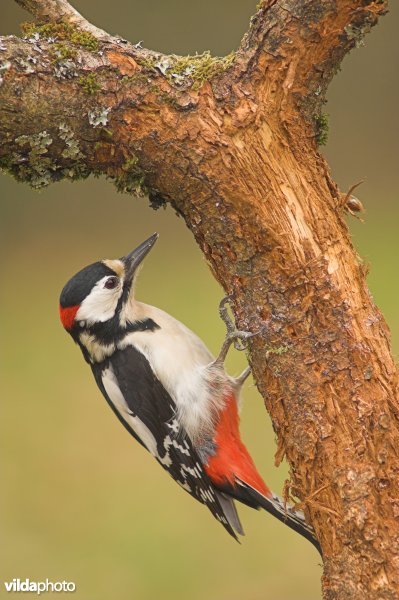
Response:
[76,276,123,325]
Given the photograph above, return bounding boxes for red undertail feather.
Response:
[205,392,270,497]
[59,304,79,330]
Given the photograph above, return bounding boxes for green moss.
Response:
[49,43,77,64]
[138,56,158,71]
[100,128,113,139]
[0,154,14,171]
[175,52,235,89]
[111,156,147,196]
[314,112,329,146]
[78,73,101,95]
[121,73,149,86]
[266,345,289,356]
[68,31,99,52]
[19,22,98,79]
[138,51,235,90]
[61,164,91,181]
[21,21,99,51]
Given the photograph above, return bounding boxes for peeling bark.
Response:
[1,1,398,598]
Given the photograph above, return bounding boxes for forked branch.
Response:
[1,1,398,599]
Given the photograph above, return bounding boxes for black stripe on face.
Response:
[60,262,116,308]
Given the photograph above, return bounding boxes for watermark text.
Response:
[4,579,76,595]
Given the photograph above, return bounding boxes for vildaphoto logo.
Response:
[4,579,76,594]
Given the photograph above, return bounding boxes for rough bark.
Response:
[1,1,398,598]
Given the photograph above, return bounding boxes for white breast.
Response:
[117,302,228,443]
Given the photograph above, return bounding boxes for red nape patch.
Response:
[59,304,79,330]
[205,393,271,498]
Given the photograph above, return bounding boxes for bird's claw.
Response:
[219,295,235,335]
[218,295,260,352]
[228,330,256,352]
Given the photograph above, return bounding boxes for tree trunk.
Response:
[1,0,398,597]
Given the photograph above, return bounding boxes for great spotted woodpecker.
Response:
[59,233,320,553]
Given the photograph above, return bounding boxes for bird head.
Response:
[59,233,158,336]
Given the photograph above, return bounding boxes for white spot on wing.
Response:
[200,488,216,504]
[163,435,190,456]
[180,465,199,479]
[178,481,192,492]
[216,514,228,524]
[166,419,180,434]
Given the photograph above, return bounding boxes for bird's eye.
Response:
[104,276,118,289]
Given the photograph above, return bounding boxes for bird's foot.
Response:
[216,296,258,363]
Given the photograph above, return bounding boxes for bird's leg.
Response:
[214,296,256,366]
[235,366,251,386]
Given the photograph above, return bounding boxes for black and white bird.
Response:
[59,233,320,553]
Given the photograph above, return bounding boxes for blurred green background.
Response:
[1,2,398,599]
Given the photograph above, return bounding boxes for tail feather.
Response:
[215,491,245,536]
[236,480,322,555]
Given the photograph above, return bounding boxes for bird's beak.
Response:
[122,233,159,285]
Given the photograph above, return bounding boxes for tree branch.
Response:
[15,0,111,40]
[1,1,398,598]
[238,0,386,114]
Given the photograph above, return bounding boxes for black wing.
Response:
[91,345,238,540]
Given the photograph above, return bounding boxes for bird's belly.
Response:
[118,330,228,443]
